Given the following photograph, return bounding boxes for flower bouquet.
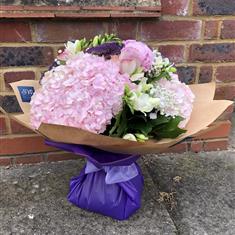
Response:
[10,34,232,220]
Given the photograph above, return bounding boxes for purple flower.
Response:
[86,42,124,58]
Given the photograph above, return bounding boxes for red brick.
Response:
[0,6,24,10]
[221,20,235,39]
[189,43,235,62]
[47,152,80,162]
[218,112,233,121]
[82,6,135,11]
[23,6,81,11]
[194,121,231,140]
[158,45,185,63]
[110,13,160,18]
[0,13,55,18]
[0,117,7,135]
[0,47,54,67]
[198,66,213,83]
[216,66,235,82]
[215,85,235,100]
[217,105,234,121]
[14,155,43,165]
[191,141,203,152]
[33,21,108,42]
[0,95,22,113]
[140,20,202,41]
[161,142,188,153]
[218,104,234,121]
[135,6,161,12]
[0,136,57,155]
[224,104,234,114]
[0,22,31,42]
[204,139,228,151]
[55,13,110,18]
[10,120,34,134]
[4,71,35,89]
[193,0,235,16]
[177,66,196,84]
[0,157,12,166]
[162,0,190,16]
[109,20,138,39]
[204,21,219,39]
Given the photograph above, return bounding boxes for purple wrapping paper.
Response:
[85,161,139,184]
[45,140,144,220]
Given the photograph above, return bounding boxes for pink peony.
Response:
[30,52,131,133]
[119,40,154,74]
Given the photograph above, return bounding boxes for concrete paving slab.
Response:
[0,159,176,235]
[145,151,235,235]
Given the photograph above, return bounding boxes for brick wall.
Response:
[0,0,234,165]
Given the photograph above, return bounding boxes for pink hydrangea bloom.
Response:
[30,52,131,133]
[119,40,154,73]
[152,74,195,128]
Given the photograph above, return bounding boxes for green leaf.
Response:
[151,116,186,139]
[109,111,122,136]
[109,104,128,137]
[169,67,177,73]
[116,108,128,137]
[149,115,170,126]
[128,120,153,136]
[127,114,169,136]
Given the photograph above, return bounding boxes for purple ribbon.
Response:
[85,161,138,184]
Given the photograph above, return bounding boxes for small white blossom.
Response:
[125,78,160,114]
[149,112,157,119]
[123,134,137,141]
[130,72,145,82]
[65,40,81,55]
[132,93,160,113]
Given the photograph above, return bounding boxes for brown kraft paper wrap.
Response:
[9,80,233,154]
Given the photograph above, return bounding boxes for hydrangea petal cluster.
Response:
[120,40,154,73]
[150,74,195,128]
[30,52,131,133]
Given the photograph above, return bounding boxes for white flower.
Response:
[65,40,81,55]
[149,112,157,119]
[123,133,137,141]
[125,78,160,114]
[132,93,160,113]
[130,72,145,82]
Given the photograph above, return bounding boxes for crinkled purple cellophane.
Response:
[45,140,144,220]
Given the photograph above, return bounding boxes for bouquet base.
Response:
[68,161,143,220]
[45,140,144,220]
